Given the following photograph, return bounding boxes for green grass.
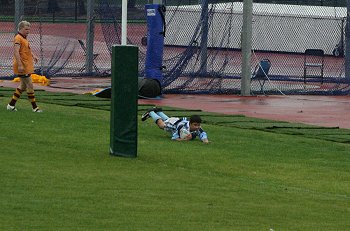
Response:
[0,89,349,231]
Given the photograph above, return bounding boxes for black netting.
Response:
[0,0,349,95]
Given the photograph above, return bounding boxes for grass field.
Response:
[0,89,349,231]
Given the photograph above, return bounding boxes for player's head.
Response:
[189,115,202,131]
[18,21,31,37]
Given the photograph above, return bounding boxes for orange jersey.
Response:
[13,33,34,75]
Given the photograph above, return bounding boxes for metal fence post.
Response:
[200,0,209,75]
[241,0,253,96]
[14,0,24,32]
[86,0,95,73]
[345,0,350,78]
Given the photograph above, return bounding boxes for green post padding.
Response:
[110,45,138,158]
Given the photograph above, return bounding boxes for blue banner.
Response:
[145,4,165,83]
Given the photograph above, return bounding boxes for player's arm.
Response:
[175,138,187,141]
[32,52,38,64]
[173,134,192,141]
[199,128,210,144]
[175,135,192,141]
[14,43,24,72]
[171,127,192,141]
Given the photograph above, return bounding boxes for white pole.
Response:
[121,0,127,45]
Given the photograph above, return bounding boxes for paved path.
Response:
[139,94,350,129]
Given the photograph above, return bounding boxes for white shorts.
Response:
[163,117,180,133]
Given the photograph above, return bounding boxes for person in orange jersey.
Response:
[7,20,42,112]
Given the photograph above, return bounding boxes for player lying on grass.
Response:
[141,107,209,143]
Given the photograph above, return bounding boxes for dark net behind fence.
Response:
[0,0,349,95]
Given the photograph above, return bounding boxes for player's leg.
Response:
[149,111,165,129]
[23,76,42,112]
[155,111,169,121]
[141,107,166,129]
[6,79,25,111]
[141,106,162,121]
[155,116,166,129]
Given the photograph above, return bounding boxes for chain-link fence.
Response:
[0,0,107,78]
[0,0,349,95]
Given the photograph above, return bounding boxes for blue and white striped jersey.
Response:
[164,117,208,141]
